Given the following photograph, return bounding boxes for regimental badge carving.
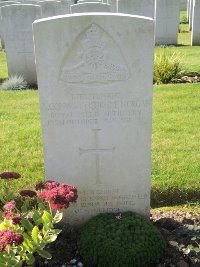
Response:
[60,24,130,84]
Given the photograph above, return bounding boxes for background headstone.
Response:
[60,0,71,14]
[189,0,194,30]
[191,0,200,45]
[71,2,110,12]
[180,0,187,10]
[1,4,41,84]
[33,13,154,225]
[155,0,180,45]
[38,0,61,18]
[0,1,21,48]
[118,0,155,18]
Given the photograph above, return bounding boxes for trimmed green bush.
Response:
[154,52,184,84]
[79,212,166,267]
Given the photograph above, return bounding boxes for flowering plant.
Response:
[0,172,78,267]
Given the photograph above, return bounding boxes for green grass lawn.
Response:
[0,85,199,207]
[0,50,8,81]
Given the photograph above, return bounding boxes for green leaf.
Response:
[0,195,6,204]
[169,241,178,247]
[53,229,62,235]
[22,233,35,252]
[37,249,52,259]
[31,226,40,244]
[32,210,42,224]
[21,219,34,232]
[192,247,200,253]
[44,234,58,243]
[42,211,52,225]
[53,212,63,224]
[25,253,35,265]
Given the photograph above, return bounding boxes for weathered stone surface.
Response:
[33,13,154,225]
[155,0,180,45]
[1,4,41,84]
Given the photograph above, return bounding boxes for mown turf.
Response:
[151,83,200,206]
[0,85,199,206]
[0,50,8,82]
[0,90,44,194]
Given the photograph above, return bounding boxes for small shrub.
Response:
[79,212,166,267]
[0,75,28,90]
[180,15,188,24]
[0,172,78,267]
[154,52,184,84]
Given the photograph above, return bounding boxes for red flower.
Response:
[0,230,24,250]
[12,216,22,225]
[36,180,60,190]
[4,230,24,245]
[0,172,21,179]
[2,211,13,218]
[20,190,37,198]
[38,183,78,210]
[3,200,16,210]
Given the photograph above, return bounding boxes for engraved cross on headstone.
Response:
[79,129,115,185]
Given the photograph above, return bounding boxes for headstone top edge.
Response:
[33,12,154,25]
[1,3,41,8]
[71,2,110,6]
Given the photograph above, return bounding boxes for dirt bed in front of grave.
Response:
[33,210,200,267]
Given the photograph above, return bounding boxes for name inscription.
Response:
[46,93,151,127]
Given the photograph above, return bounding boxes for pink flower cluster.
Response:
[0,230,24,252]
[3,200,16,210]
[36,180,78,210]
[2,200,21,225]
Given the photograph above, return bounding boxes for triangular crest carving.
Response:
[60,24,130,84]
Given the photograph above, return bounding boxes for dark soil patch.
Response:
[33,210,200,267]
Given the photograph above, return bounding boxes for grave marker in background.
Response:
[33,13,154,225]
[38,0,61,18]
[118,0,155,18]
[191,0,200,45]
[1,4,41,84]
[71,2,110,12]
[155,0,180,45]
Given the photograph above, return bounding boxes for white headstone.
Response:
[0,1,21,48]
[33,13,154,225]
[180,0,187,10]
[1,4,41,84]
[0,1,20,7]
[191,0,200,45]
[60,0,71,14]
[71,2,110,12]
[118,0,155,18]
[189,0,194,30]
[155,0,180,45]
[22,0,39,3]
[108,0,117,12]
[38,0,61,18]
[187,0,190,20]
[78,0,102,2]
